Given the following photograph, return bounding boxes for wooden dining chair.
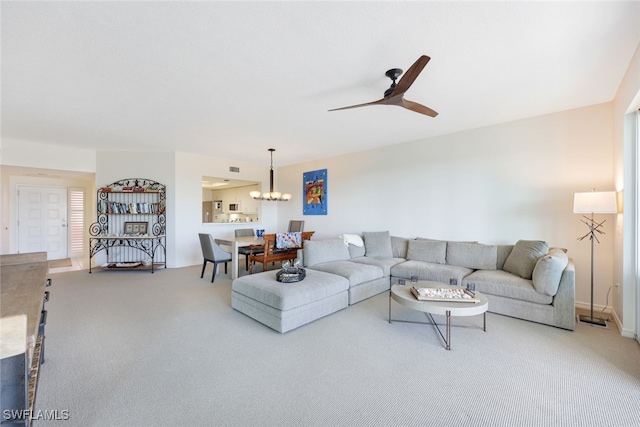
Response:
[198,233,232,283]
[249,231,314,273]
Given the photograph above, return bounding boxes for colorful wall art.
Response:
[303,169,327,215]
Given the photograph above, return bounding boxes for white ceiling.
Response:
[2,1,639,167]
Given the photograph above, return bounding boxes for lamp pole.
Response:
[578,212,607,327]
[573,189,616,327]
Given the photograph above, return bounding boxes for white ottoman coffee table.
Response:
[232,269,349,333]
[389,281,488,350]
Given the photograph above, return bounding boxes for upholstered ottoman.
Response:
[231,269,349,333]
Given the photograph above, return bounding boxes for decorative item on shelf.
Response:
[133,186,145,192]
[573,189,617,327]
[100,187,112,192]
[249,148,292,202]
[122,186,134,192]
[124,221,148,235]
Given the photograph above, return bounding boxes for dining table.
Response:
[215,235,264,280]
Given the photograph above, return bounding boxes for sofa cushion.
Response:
[532,248,569,296]
[363,231,393,257]
[232,269,349,311]
[303,239,350,267]
[390,260,473,286]
[416,237,478,244]
[391,236,409,259]
[307,260,384,287]
[462,270,553,305]
[347,244,366,258]
[407,239,446,264]
[496,245,514,270]
[446,242,497,270]
[503,240,549,280]
[350,256,405,276]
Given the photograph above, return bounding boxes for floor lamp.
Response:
[573,189,617,327]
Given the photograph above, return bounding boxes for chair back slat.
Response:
[235,228,255,237]
[288,220,305,232]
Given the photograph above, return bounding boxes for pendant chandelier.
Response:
[249,148,291,201]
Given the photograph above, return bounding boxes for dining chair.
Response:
[235,228,264,271]
[287,220,305,232]
[198,233,232,283]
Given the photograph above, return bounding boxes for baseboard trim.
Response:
[574,301,612,314]
[574,302,634,338]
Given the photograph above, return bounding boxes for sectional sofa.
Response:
[231,231,575,332]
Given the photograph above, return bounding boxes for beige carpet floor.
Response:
[37,266,640,426]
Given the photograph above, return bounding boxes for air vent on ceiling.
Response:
[229,166,240,173]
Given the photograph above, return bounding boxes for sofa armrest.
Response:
[551,259,575,330]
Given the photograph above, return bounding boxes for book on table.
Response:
[410,286,480,303]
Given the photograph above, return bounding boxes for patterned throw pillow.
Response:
[275,232,302,249]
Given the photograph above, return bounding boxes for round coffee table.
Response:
[389,281,488,350]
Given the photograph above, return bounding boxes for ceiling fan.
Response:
[329,55,438,117]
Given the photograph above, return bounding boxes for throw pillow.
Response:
[532,248,569,296]
[503,240,549,279]
[407,239,447,264]
[341,234,364,247]
[446,242,497,270]
[363,231,393,258]
[275,232,302,249]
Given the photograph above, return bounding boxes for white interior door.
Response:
[17,185,68,260]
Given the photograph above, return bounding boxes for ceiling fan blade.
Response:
[391,55,430,96]
[328,98,387,112]
[401,99,438,117]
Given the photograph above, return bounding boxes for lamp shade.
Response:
[573,191,617,214]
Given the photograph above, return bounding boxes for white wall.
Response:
[1,138,96,172]
[171,151,277,268]
[277,103,615,312]
[612,41,640,337]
